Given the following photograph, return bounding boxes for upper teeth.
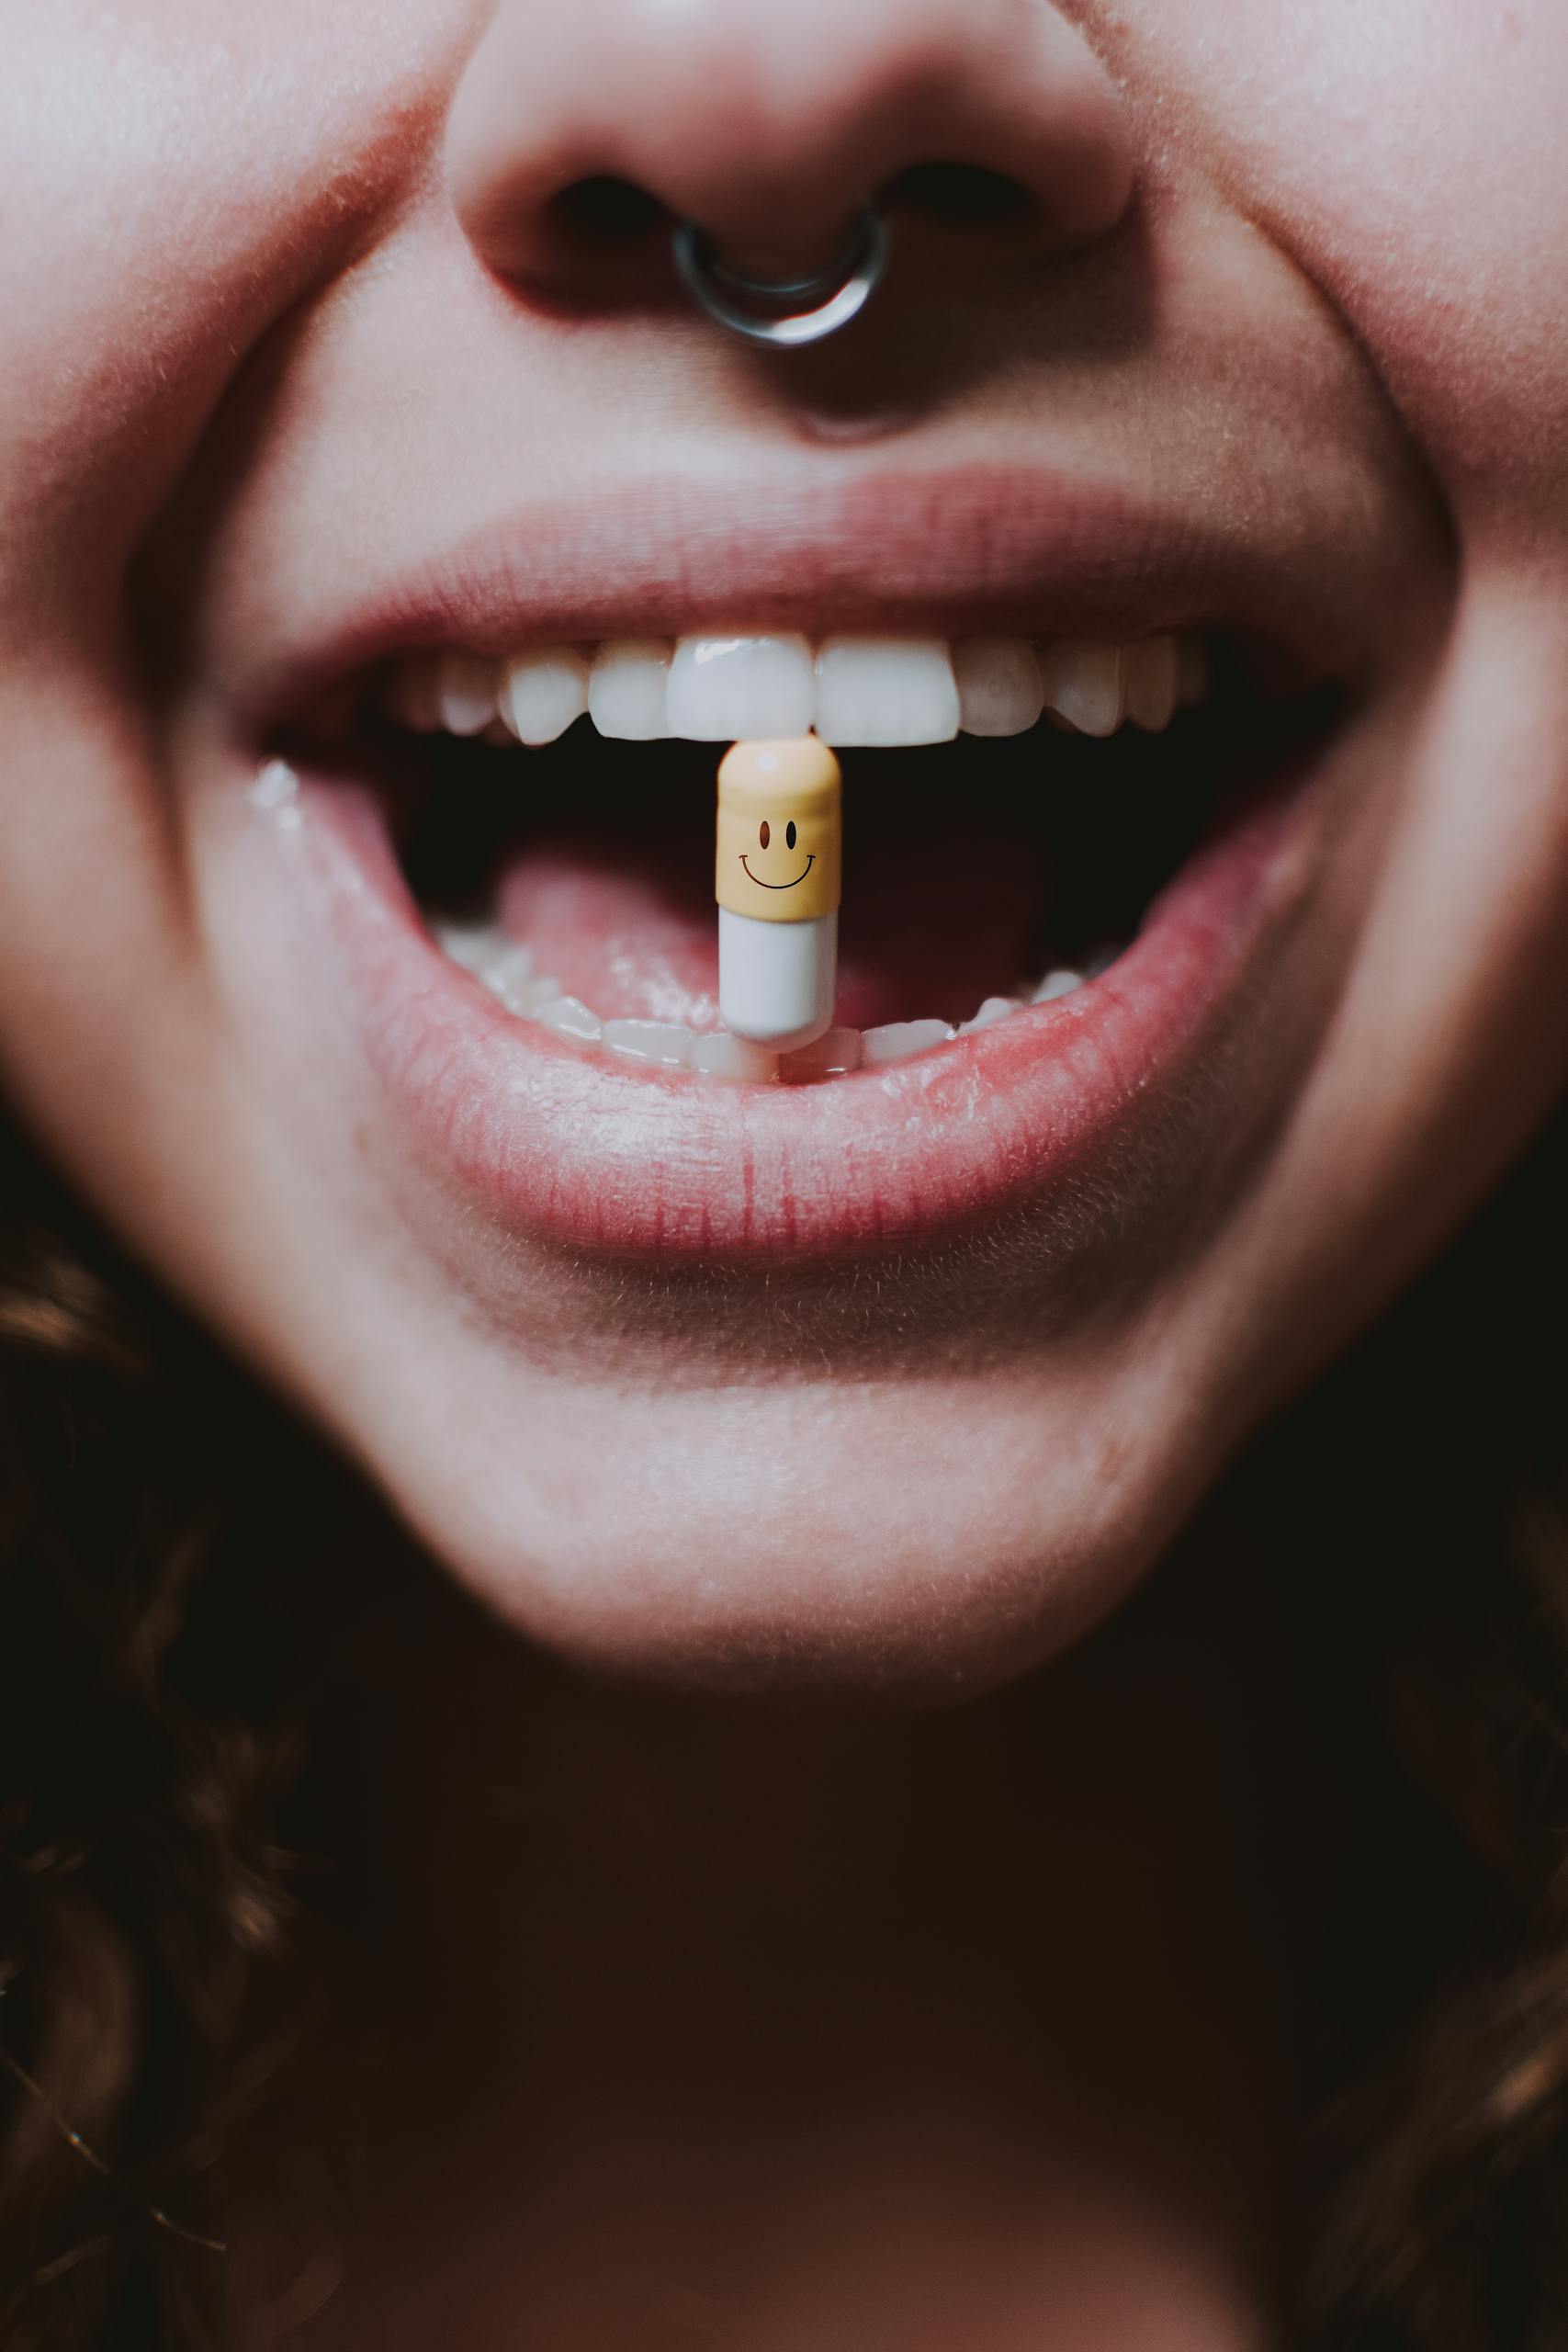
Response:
[389,632,1210,750]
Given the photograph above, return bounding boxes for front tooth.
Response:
[532,994,602,1041]
[1032,968,1084,1001]
[958,995,1021,1034]
[502,649,590,745]
[687,1032,780,1082]
[815,639,960,748]
[1037,640,1125,737]
[602,1019,692,1068]
[438,651,502,737]
[779,1026,863,1080]
[861,1018,953,1066]
[954,640,1045,738]
[589,639,672,740]
[1123,636,1179,731]
[780,1030,864,1081]
[667,635,816,741]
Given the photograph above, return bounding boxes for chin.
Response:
[303,1285,1213,1703]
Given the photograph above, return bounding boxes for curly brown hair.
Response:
[0,1115,375,2348]
[2,1095,1568,2351]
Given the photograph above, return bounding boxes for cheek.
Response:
[0,3,472,1237]
[1107,0,1568,527]
[0,0,461,610]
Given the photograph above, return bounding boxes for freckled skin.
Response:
[1,1,1567,1690]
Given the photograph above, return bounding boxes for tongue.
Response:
[496,799,1048,1032]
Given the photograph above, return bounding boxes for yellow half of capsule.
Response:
[716,738,842,923]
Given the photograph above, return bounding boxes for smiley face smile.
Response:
[739,853,816,889]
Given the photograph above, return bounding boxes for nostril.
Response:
[882,163,1034,228]
[449,0,1135,311]
[549,175,671,245]
[548,162,1031,261]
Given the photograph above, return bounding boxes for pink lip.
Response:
[231,461,1374,729]
[299,757,1318,1264]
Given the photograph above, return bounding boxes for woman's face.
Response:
[4,0,1565,1692]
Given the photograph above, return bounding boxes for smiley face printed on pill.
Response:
[740,815,815,891]
[715,738,842,924]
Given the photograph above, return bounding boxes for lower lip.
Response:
[301,763,1317,1263]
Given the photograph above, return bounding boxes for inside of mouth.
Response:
[299,644,1335,1048]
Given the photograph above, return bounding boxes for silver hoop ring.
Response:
[672,209,887,349]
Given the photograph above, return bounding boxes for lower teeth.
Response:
[430,918,1115,1083]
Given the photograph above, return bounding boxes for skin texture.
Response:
[3,1,1566,1700]
[5,5,1567,2342]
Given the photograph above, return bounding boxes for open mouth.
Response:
[283,626,1334,1093]
[215,450,1389,1266]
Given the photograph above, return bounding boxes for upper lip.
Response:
[220,458,1403,737]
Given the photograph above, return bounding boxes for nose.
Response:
[446,0,1135,298]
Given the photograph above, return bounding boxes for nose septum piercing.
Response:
[672,209,887,348]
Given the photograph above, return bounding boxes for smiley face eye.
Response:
[786,820,797,850]
[759,820,770,849]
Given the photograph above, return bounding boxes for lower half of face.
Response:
[3,0,1568,1698]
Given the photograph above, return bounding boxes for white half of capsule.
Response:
[718,908,838,1053]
